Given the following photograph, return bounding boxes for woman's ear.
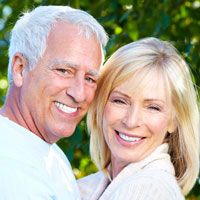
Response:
[12,53,28,87]
[167,119,178,134]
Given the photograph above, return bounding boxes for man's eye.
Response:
[56,68,68,74]
[85,76,96,83]
[55,68,74,77]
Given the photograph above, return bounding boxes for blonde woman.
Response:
[78,37,200,200]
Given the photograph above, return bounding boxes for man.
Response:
[0,5,108,199]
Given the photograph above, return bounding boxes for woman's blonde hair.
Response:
[87,37,199,195]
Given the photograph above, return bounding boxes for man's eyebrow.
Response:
[49,60,99,77]
[48,60,79,69]
[87,69,99,78]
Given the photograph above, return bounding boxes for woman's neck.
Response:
[110,156,129,179]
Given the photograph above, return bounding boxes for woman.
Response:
[78,37,200,199]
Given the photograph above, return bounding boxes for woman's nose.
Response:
[122,105,142,129]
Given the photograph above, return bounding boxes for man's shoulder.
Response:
[0,153,55,198]
[50,143,71,167]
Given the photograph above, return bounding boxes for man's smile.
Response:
[55,101,78,114]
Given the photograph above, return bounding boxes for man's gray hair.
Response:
[8,5,108,82]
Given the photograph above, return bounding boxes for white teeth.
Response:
[55,102,77,114]
[119,133,141,142]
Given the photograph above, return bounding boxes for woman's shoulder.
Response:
[78,171,105,186]
[78,171,109,200]
[113,168,184,200]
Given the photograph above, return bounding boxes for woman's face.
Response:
[102,71,175,174]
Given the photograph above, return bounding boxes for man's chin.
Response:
[56,127,77,140]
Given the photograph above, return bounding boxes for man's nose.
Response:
[66,75,86,103]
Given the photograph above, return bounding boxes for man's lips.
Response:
[55,101,78,114]
[115,130,145,142]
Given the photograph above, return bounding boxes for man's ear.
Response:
[12,53,28,87]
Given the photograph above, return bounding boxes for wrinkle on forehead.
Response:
[48,59,99,77]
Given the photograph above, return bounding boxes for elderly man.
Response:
[0,5,108,199]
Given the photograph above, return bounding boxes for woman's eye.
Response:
[148,105,161,111]
[112,99,126,104]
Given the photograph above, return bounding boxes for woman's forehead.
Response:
[113,68,172,102]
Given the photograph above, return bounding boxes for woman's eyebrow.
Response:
[111,90,130,98]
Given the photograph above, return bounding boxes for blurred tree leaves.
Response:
[0,0,199,199]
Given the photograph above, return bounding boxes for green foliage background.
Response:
[0,0,199,198]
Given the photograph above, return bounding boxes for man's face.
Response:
[20,22,103,143]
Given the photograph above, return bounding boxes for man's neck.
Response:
[0,86,47,142]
